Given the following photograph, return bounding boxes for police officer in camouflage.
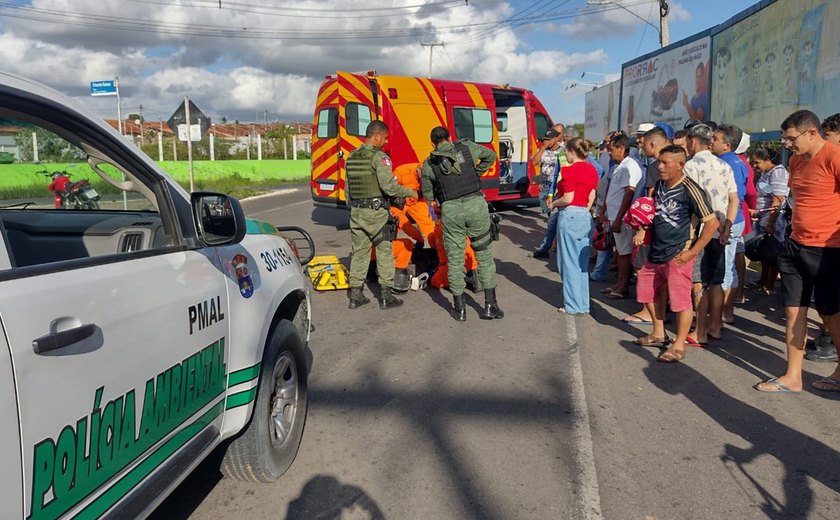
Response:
[346,120,418,309]
[420,126,503,321]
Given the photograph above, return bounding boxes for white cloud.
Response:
[557,0,691,41]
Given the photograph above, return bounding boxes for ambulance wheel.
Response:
[221,320,308,482]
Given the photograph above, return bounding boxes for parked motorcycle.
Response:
[40,169,101,210]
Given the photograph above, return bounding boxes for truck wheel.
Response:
[221,320,308,482]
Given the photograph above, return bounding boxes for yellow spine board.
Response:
[306,255,351,291]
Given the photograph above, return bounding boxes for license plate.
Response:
[319,183,335,192]
[82,188,99,199]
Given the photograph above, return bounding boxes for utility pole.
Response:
[659,0,670,47]
[420,41,445,78]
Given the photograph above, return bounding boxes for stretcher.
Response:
[305,255,350,291]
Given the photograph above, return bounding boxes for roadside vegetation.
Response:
[0,160,310,200]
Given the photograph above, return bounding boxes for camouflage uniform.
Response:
[347,144,414,289]
[420,140,497,296]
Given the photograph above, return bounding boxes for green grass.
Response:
[0,160,311,200]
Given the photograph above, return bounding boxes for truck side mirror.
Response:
[191,192,246,246]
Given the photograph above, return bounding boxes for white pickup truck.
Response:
[0,72,315,519]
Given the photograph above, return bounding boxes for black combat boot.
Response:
[452,293,466,322]
[480,288,504,320]
[379,287,404,309]
[348,287,370,309]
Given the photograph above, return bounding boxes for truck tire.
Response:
[221,320,308,482]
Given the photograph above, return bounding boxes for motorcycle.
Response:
[40,169,101,210]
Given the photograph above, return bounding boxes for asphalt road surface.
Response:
[151,185,840,520]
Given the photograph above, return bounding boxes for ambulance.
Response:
[0,72,314,519]
[310,71,555,208]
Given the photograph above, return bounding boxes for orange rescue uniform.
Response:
[372,163,435,269]
[428,220,478,288]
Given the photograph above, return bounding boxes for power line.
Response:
[125,0,476,20]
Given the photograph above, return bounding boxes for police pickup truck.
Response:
[0,72,314,519]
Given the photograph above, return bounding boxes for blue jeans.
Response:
[591,248,612,281]
[538,209,559,253]
[723,220,746,289]
[557,207,595,313]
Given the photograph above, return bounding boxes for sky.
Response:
[0,0,759,128]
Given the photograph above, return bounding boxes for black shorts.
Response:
[692,239,725,285]
[778,239,840,315]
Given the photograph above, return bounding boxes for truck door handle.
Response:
[338,151,344,158]
[33,323,97,354]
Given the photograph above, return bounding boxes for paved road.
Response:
[152,185,840,520]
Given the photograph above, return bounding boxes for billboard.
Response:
[620,36,711,133]
[711,0,840,132]
[584,80,619,141]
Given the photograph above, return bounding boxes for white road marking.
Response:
[248,199,309,217]
[565,315,604,520]
[242,187,301,202]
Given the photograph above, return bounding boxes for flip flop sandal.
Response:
[605,291,627,300]
[755,377,800,393]
[622,315,653,324]
[634,334,671,347]
[600,287,614,294]
[657,349,685,363]
[685,336,707,348]
[812,377,840,392]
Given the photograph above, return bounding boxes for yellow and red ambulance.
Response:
[310,71,555,208]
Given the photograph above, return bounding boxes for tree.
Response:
[220,116,228,124]
[14,127,86,162]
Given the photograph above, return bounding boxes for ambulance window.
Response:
[454,108,493,144]
[346,103,372,137]
[496,113,508,132]
[534,113,550,141]
[317,108,337,139]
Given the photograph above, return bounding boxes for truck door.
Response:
[526,92,553,198]
[0,110,230,519]
[0,318,23,519]
[443,83,500,199]
[337,71,378,203]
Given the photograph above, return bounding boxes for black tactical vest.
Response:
[345,147,383,200]
[429,141,482,203]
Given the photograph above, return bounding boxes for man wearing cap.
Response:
[531,124,566,259]
[633,122,655,168]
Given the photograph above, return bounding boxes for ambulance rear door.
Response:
[442,83,500,200]
[311,77,342,207]
[337,72,378,203]
[525,90,553,198]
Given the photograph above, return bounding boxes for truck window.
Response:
[345,103,372,137]
[316,108,338,139]
[0,115,178,270]
[534,113,550,141]
[454,108,493,144]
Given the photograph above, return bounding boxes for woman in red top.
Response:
[551,138,600,314]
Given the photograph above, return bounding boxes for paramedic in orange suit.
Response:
[371,193,425,266]
[392,162,435,240]
[428,217,478,288]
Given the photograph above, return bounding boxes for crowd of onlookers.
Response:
[531,109,840,393]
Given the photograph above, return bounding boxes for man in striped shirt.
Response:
[633,145,719,363]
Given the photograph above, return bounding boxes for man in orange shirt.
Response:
[756,110,840,393]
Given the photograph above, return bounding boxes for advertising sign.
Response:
[90,80,117,97]
[584,80,620,141]
[620,36,711,133]
[711,0,840,132]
